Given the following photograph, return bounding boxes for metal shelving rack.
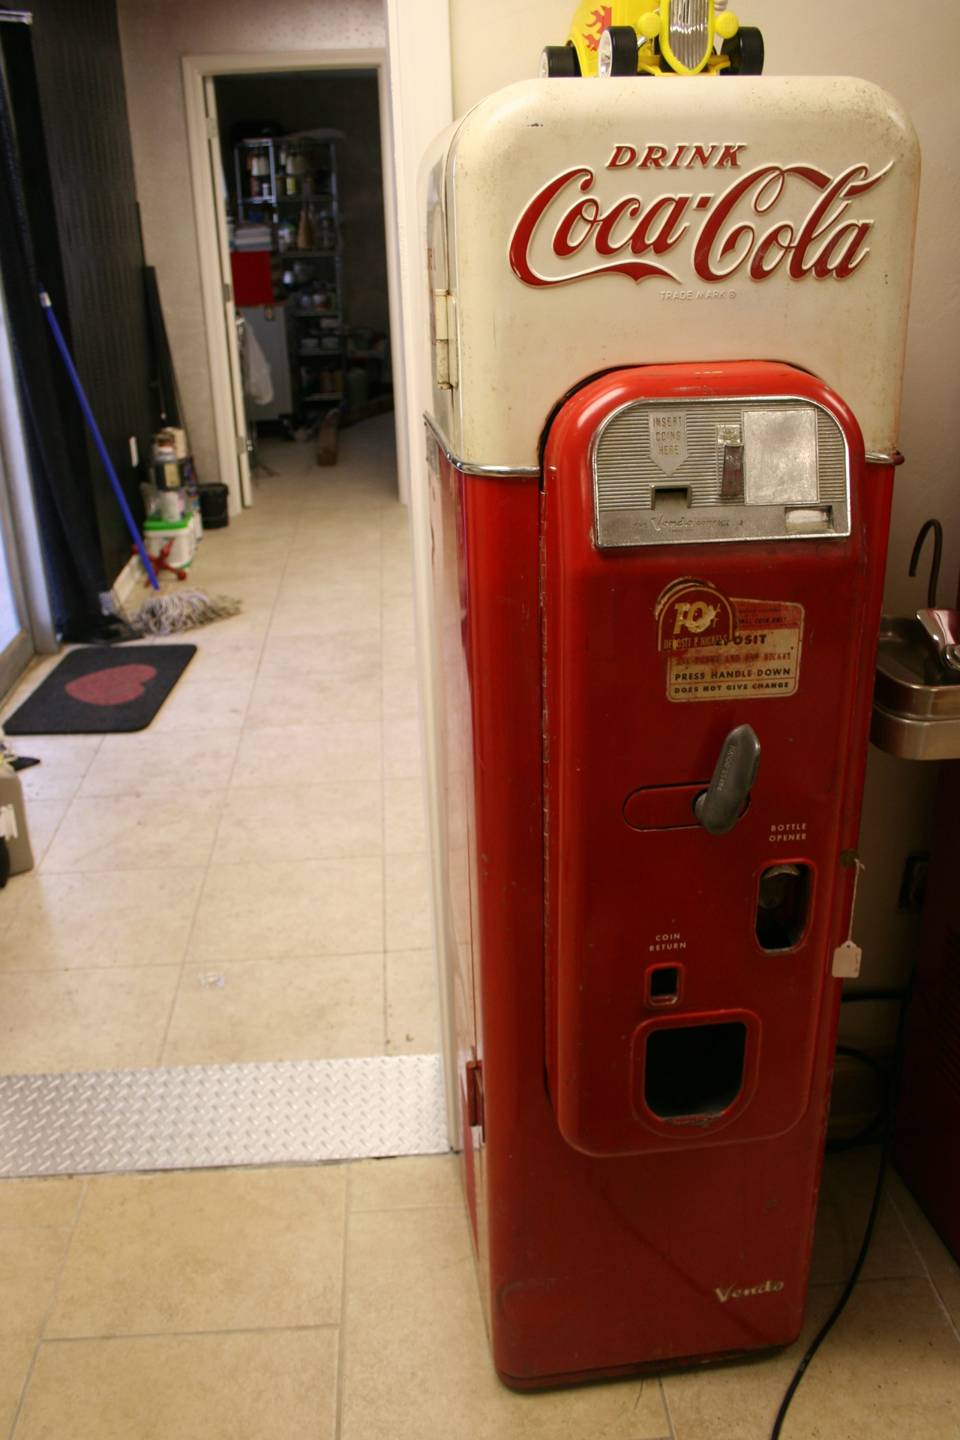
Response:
[233,131,345,418]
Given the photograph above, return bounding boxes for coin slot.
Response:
[756,863,811,951]
[652,484,690,513]
[647,964,681,1006]
[644,1021,747,1118]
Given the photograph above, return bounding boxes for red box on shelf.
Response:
[230,251,273,306]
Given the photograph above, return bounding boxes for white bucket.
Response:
[143,519,196,569]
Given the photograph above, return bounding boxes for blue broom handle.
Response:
[39,288,160,591]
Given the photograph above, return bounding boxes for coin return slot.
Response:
[647,965,681,1007]
[756,863,811,951]
[652,484,691,514]
[785,505,832,532]
[644,1021,747,1119]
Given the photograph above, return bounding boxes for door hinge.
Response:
[236,434,247,458]
[206,115,218,141]
[431,289,458,391]
[222,281,232,305]
[465,1059,484,1132]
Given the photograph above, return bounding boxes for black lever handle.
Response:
[694,724,761,835]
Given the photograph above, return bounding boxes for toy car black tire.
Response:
[603,26,639,77]
[721,26,764,75]
[540,44,581,78]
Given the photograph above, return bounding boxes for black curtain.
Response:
[0,21,111,640]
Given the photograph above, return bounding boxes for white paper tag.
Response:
[832,940,862,979]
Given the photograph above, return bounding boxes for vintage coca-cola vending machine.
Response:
[422,73,919,1386]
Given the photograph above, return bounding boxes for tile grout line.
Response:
[31,763,88,875]
[146,558,247,1065]
[7,1174,89,1440]
[658,1373,678,1440]
[348,1200,460,1216]
[29,1321,343,1345]
[152,847,216,1068]
[333,1163,353,1440]
[887,1186,960,1346]
[153,501,292,1069]
[220,508,294,791]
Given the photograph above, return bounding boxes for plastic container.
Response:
[143,516,196,568]
[154,458,184,491]
[0,764,34,882]
[158,490,184,522]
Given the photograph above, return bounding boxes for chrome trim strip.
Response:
[421,419,899,482]
[590,392,851,548]
[423,415,540,478]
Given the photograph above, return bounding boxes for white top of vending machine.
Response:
[424,77,919,472]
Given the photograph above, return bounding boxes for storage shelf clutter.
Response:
[227,123,392,452]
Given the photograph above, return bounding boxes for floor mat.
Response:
[3,645,196,734]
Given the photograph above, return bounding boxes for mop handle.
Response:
[39,288,160,591]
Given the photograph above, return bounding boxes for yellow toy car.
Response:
[540,1,764,79]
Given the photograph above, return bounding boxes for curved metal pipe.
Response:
[909,518,943,610]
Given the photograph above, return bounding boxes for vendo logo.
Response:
[714,1278,785,1304]
[508,143,892,288]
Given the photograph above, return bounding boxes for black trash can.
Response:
[199,483,229,529]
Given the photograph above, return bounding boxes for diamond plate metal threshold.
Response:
[0,1054,449,1178]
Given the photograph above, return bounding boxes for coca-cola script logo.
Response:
[508,144,892,288]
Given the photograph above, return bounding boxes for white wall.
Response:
[448,0,960,1038]
[117,0,386,492]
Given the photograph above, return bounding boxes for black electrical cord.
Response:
[824,998,910,1150]
[824,1045,888,1154]
[769,1004,910,1439]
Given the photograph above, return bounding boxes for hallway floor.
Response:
[0,418,437,1073]
[0,1148,957,1439]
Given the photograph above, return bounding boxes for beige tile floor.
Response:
[0,418,439,1072]
[0,1149,956,1439]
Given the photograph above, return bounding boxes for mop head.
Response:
[129,589,242,636]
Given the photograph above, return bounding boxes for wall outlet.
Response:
[128,435,139,467]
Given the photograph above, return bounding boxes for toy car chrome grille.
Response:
[670,0,710,70]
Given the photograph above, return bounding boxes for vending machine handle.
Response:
[694,724,761,835]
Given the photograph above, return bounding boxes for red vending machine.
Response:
[422,72,919,1386]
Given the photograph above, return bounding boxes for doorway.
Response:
[211,68,395,489]
[184,51,405,518]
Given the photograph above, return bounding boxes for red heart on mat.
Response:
[65,664,159,707]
